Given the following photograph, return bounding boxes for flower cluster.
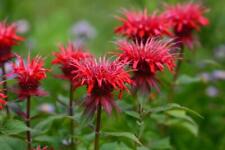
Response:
[71,58,132,114]
[33,146,53,150]
[115,10,171,42]
[0,21,24,64]
[116,38,177,93]
[52,43,92,88]
[12,55,48,99]
[0,91,7,109]
[162,3,209,48]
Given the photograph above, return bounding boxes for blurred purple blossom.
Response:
[198,72,212,82]
[211,70,225,80]
[0,59,19,79]
[70,20,97,44]
[198,70,225,82]
[38,103,55,113]
[15,19,30,34]
[214,45,225,59]
[25,38,37,50]
[205,86,218,97]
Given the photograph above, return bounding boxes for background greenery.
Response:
[0,0,225,149]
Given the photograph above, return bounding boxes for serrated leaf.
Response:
[101,142,132,150]
[146,103,203,119]
[0,119,29,135]
[125,110,140,119]
[104,131,142,145]
[149,137,172,149]
[0,135,26,150]
[147,104,200,136]
[33,114,74,135]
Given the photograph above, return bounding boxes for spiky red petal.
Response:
[52,42,92,88]
[115,9,171,42]
[71,58,132,114]
[0,21,24,63]
[12,55,48,99]
[0,92,7,110]
[116,38,177,93]
[163,3,208,48]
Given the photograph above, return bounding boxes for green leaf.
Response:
[0,135,26,150]
[104,132,142,145]
[125,110,140,119]
[137,146,149,150]
[200,59,222,67]
[146,103,203,119]
[33,114,74,135]
[101,142,132,150]
[0,119,29,135]
[146,103,200,136]
[176,75,201,85]
[149,137,172,149]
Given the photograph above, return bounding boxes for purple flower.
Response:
[205,86,218,97]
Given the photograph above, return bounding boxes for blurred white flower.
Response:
[62,138,71,146]
[38,103,55,113]
[71,20,97,41]
[15,19,30,34]
[205,86,218,97]
[214,45,225,59]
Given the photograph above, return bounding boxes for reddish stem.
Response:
[26,96,32,150]
[94,104,102,150]
[68,83,75,150]
[1,63,10,115]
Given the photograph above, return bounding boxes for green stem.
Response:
[69,83,75,150]
[26,96,31,150]
[94,104,102,150]
[1,63,10,115]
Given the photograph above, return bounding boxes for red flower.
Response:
[52,43,92,88]
[163,3,208,48]
[116,38,177,93]
[0,21,24,64]
[115,9,171,42]
[71,58,132,115]
[12,55,48,99]
[0,92,7,110]
[33,145,53,150]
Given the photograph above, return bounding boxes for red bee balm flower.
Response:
[12,55,48,99]
[33,146,54,150]
[115,10,171,42]
[52,43,92,87]
[71,58,132,114]
[0,21,24,64]
[116,38,177,93]
[163,3,208,48]
[0,92,7,109]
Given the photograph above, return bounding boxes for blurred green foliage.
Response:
[0,0,225,149]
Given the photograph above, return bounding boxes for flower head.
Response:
[33,146,53,150]
[71,58,132,115]
[52,43,92,88]
[163,3,208,48]
[115,9,171,42]
[12,55,48,99]
[0,21,24,64]
[0,92,7,110]
[116,38,177,93]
